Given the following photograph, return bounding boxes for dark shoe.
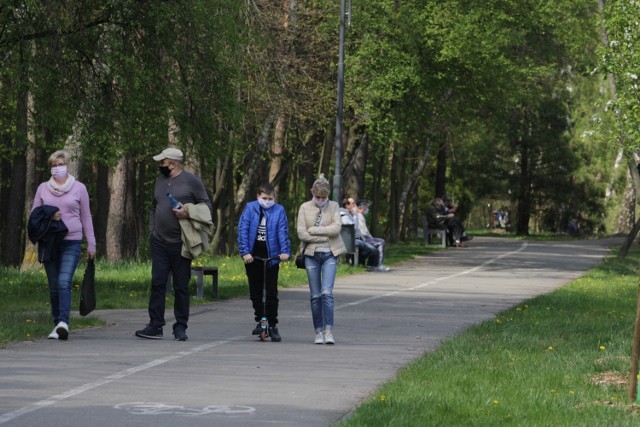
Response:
[135,324,163,339]
[269,327,282,342]
[173,324,188,341]
[461,235,474,242]
[252,322,262,335]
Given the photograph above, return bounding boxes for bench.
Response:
[422,215,447,248]
[191,266,219,298]
[165,266,219,298]
[340,224,359,266]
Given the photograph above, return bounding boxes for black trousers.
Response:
[445,218,465,244]
[149,233,191,330]
[245,260,279,325]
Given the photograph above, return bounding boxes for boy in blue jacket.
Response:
[237,183,291,342]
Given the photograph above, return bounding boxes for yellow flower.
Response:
[547,346,553,351]
[492,400,499,405]
[599,345,606,351]
[496,319,502,324]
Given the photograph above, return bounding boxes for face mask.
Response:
[51,165,68,179]
[313,197,329,209]
[258,199,275,210]
[364,208,369,215]
[158,165,171,177]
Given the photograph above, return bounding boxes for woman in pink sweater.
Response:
[31,150,96,340]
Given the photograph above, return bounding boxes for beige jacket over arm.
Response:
[179,202,214,259]
[296,200,347,257]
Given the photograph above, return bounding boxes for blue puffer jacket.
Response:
[237,200,291,267]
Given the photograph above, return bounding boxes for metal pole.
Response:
[333,0,347,203]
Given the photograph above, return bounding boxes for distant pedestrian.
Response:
[297,174,346,344]
[237,182,291,342]
[30,150,96,340]
[135,147,212,341]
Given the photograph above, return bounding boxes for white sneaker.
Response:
[55,321,69,340]
[314,331,324,344]
[324,329,335,345]
[48,328,59,340]
[376,265,391,272]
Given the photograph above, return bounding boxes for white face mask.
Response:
[258,199,275,210]
[313,197,329,209]
[51,165,68,179]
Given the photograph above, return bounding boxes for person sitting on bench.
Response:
[427,197,468,248]
[355,199,390,271]
[340,197,377,268]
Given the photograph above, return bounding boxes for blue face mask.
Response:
[364,208,369,215]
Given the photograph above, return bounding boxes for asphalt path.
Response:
[0,236,623,427]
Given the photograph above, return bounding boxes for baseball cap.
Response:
[153,147,184,161]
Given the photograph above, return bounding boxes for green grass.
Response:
[339,245,640,426]
[0,239,436,346]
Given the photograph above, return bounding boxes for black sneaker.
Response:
[268,327,281,342]
[252,322,262,335]
[173,324,188,341]
[135,324,163,339]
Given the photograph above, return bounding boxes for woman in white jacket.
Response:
[296,174,346,344]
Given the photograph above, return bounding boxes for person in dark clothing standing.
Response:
[237,183,291,342]
[135,147,212,341]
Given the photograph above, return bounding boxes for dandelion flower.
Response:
[599,345,606,351]
[492,400,499,405]
[547,346,554,351]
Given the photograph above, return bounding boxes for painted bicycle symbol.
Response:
[114,402,255,416]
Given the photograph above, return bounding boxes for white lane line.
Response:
[0,336,245,425]
[336,241,529,310]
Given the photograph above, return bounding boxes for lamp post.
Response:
[333,0,350,203]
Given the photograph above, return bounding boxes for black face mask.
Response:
[158,165,171,177]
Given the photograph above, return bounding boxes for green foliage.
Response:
[599,0,640,155]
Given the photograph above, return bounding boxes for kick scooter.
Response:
[253,256,279,342]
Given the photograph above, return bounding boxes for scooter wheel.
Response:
[260,330,267,342]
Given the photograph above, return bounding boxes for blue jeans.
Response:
[43,240,82,325]
[305,252,337,331]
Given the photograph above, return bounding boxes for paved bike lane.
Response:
[0,237,622,426]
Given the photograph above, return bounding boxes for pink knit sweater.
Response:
[32,180,96,253]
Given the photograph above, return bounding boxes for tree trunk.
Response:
[269,113,286,186]
[344,132,368,201]
[4,46,28,267]
[106,156,128,262]
[398,138,433,237]
[435,138,447,198]
[369,146,386,237]
[210,152,232,255]
[388,142,400,243]
[515,140,531,236]
[235,111,276,212]
[619,159,640,259]
[21,92,39,271]
[616,171,635,234]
